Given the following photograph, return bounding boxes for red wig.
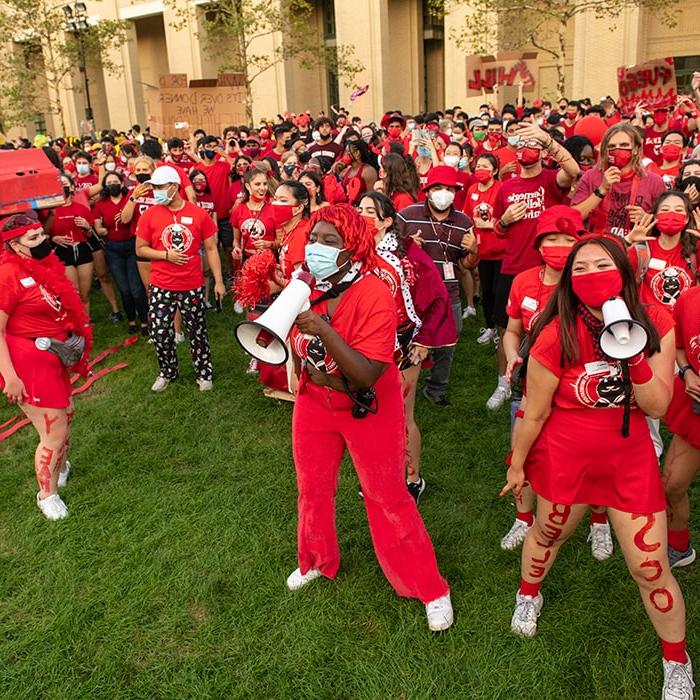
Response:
[308,204,378,270]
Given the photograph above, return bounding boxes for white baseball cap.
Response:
[146,165,181,186]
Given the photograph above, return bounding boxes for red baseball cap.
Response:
[422,165,463,192]
[380,112,406,130]
[533,205,585,247]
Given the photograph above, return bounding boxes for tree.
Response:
[166,0,364,122]
[0,0,129,134]
[443,0,681,97]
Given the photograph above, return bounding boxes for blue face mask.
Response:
[508,135,520,147]
[305,242,346,281]
[417,145,431,158]
[458,157,469,171]
[153,187,173,205]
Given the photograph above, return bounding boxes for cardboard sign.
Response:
[0,149,64,215]
[617,57,677,115]
[466,52,538,96]
[147,73,247,139]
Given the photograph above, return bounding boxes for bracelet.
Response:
[679,365,693,381]
[593,187,606,199]
[129,196,135,202]
[498,218,510,230]
[165,250,169,261]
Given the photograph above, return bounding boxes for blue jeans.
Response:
[425,301,462,400]
[105,239,148,323]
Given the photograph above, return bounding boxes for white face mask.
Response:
[105,163,116,172]
[429,189,455,211]
[443,155,460,168]
[311,130,320,142]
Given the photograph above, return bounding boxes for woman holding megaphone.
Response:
[286,205,453,632]
[500,235,692,699]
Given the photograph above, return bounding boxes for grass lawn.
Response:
[0,292,698,700]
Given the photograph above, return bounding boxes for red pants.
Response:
[292,365,449,604]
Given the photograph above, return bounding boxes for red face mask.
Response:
[655,211,687,236]
[540,245,572,271]
[660,143,682,162]
[387,125,402,138]
[653,111,668,126]
[567,111,578,120]
[608,148,633,169]
[271,203,296,227]
[571,268,623,308]
[517,147,541,166]
[193,182,206,193]
[473,168,493,183]
[487,132,501,144]
[361,215,378,237]
[340,153,352,166]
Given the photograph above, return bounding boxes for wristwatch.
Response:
[679,365,693,381]
[593,187,606,199]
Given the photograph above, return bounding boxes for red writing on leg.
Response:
[650,587,674,613]
[43,413,59,436]
[37,446,54,492]
[548,503,571,526]
[632,513,661,553]
[640,559,663,583]
[535,523,563,549]
[528,505,571,579]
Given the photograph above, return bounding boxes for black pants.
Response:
[493,273,516,329]
[477,259,502,329]
[148,285,213,381]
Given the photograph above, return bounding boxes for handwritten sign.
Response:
[147,74,247,138]
[466,53,538,96]
[617,57,677,114]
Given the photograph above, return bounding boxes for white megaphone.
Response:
[234,273,315,365]
[599,297,649,360]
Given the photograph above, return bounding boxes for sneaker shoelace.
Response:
[516,597,539,624]
[666,663,694,695]
[591,526,612,551]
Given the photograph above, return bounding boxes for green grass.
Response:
[0,292,698,700]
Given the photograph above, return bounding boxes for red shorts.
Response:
[0,334,72,409]
[665,376,700,450]
[526,407,665,513]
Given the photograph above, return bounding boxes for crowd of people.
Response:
[1,74,700,698]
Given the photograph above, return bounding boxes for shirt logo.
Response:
[241,217,267,240]
[161,222,194,252]
[650,266,692,306]
[572,363,628,408]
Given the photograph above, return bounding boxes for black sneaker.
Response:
[422,386,450,406]
[407,477,426,504]
[109,311,123,324]
[669,545,696,569]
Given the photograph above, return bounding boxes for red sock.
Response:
[590,510,608,525]
[668,528,690,552]
[519,578,541,597]
[661,638,687,664]
[517,510,535,526]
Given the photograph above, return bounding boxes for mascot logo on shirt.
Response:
[573,363,628,409]
[689,334,700,368]
[241,217,267,240]
[39,285,61,313]
[161,223,193,252]
[376,267,399,298]
[651,266,692,306]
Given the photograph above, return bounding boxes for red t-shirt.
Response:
[674,286,700,373]
[290,273,397,373]
[135,201,217,291]
[506,265,557,333]
[230,202,276,255]
[229,180,244,208]
[647,162,680,190]
[493,169,567,275]
[465,181,504,260]
[74,173,98,191]
[51,201,93,244]
[375,256,407,326]
[629,240,698,310]
[195,193,217,219]
[453,171,475,212]
[530,305,673,410]
[128,191,157,237]
[167,155,197,171]
[0,262,69,338]
[279,219,311,279]
[392,192,416,212]
[571,169,666,238]
[643,127,665,165]
[198,160,232,218]
[415,164,433,202]
[493,147,520,180]
[93,195,131,242]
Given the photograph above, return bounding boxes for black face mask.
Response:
[106,183,122,197]
[204,149,216,160]
[283,163,297,176]
[27,237,52,260]
[282,139,293,150]
[63,186,71,198]
[135,173,150,184]
[681,176,700,191]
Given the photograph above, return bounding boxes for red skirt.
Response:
[526,407,665,513]
[0,334,72,409]
[665,376,700,450]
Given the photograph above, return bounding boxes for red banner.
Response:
[617,57,677,115]
[466,53,538,96]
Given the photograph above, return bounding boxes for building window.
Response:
[34,113,47,134]
[322,0,336,41]
[674,55,700,91]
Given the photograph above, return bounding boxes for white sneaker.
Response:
[501,518,531,551]
[663,656,694,700]
[36,493,68,520]
[246,358,259,375]
[477,327,497,344]
[234,302,244,314]
[175,332,185,344]
[286,567,322,591]
[426,592,453,632]
[57,460,71,488]
[197,379,213,391]
[486,384,511,410]
[462,305,477,319]
[151,376,171,392]
[511,591,543,638]
[588,522,614,561]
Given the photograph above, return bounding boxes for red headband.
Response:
[1,223,42,244]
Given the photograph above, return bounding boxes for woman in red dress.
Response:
[0,215,91,520]
[287,205,453,632]
[501,235,691,699]
[663,284,700,569]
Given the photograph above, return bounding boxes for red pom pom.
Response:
[573,115,608,146]
[234,250,277,309]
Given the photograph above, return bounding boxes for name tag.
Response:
[20,277,36,288]
[471,193,479,201]
[649,257,666,271]
[585,360,611,376]
[442,262,455,280]
[521,296,538,311]
[181,217,193,224]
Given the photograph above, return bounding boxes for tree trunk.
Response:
[556,21,567,97]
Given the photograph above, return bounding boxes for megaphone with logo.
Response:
[234,273,315,365]
[599,297,648,360]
